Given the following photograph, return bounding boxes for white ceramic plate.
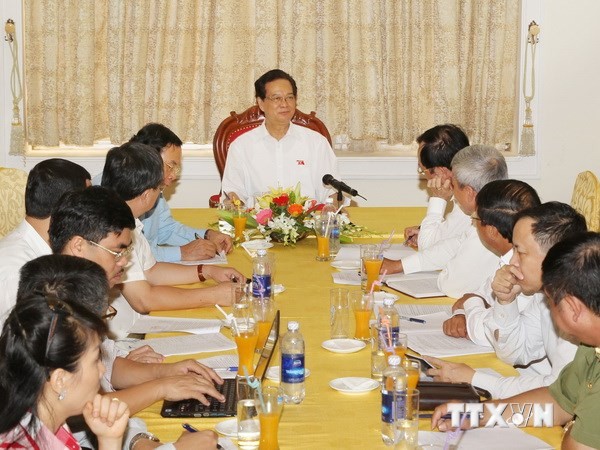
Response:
[373,291,399,303]
[330,259,361,270]
[215,418,237,437]
[241,240,274,251]
[329,377,380,393]
[321,339,366,354]
[266,365,311,382]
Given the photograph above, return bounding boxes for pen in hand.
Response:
[182,424,224,449]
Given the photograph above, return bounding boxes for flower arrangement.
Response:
[217,183,376,246]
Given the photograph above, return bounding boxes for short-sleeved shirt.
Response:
[549,344,600,448]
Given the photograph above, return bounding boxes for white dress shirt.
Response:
[417,197,471,250]
[222,122,339,205]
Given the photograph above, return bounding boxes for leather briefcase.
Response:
[416,381,491,410]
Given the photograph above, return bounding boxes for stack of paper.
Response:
[175,251,228,265]
[127,316,223,335]
[397,305,494,358]
[384,271,444,298]
[121,333,236,356]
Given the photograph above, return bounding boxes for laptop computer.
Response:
[161,310,280,418]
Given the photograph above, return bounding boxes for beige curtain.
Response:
[24,0,519,147]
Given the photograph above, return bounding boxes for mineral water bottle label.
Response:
[331,227,340,238]
[381,391,394,423]
[252,274,272,297]
[281,354,305,383]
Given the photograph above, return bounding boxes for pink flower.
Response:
[255,209,273,225]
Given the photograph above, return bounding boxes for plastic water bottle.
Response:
[281,321,305,404]
[252,249,272,300]
[381,355,407,446]
[321,198,340,256]
[378,298,400,332]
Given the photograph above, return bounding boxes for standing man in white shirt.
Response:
[404,124,470,249]
[221,69,339,205]
[382,145,508,297]
[426,202,585,398]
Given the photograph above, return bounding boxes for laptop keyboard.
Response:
[162,378,237,417]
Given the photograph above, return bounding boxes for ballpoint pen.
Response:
[399,315,426,324]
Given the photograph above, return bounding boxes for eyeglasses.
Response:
[417,165,434,176]
[102,304,117,321]
[87,240,134,262]
[265,94,296,105]
[165,161,181,177]
[471,215,485,225]
[44,294,74,363]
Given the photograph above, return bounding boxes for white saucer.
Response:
[241,240,274,251]
[321,339,366,354]
[329,377,380,393]
[373,291,399,303]
[330,259,361,270]
[215,418,237,437]
[273,284,285,295]
[266,365,311,382]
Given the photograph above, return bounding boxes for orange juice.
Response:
[256,320,271,350]
[258,412,280,450]
[233,216,247,240]
[235,331,258,375]
[406,370,419,390]
[316,235,330,260]
[354,309,371,340]
[364,258,383,291]
[383,346,407,360]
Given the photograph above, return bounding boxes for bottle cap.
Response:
[383,298,396,307]
[387,355,401,366]
[288,321,300,331]
[256,249,267,257]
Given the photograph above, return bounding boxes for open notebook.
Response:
[161,310,280,418]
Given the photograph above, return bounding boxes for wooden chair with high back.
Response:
[209,105,332,207]
[571,170,600,232]
[0,167,28,238]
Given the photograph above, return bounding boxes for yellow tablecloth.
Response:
[134,207,561,449]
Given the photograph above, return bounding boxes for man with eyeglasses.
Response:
[404,124,470,249]
[131,123,234,263]
[221,69,339,205]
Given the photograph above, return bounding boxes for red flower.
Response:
[272,194,289,206]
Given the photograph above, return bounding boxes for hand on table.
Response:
[126,345,165,364]
[381,257,403,274]
[491,264,523,304]
[160,359,224,385]
[431,402,475,432]
[203,266,245,283]
[442,315,468,338]
[173,430,220,450]
[181,239,218,261]
[423,356,475,384]
[206,229,233,254]
[159,374,225,406]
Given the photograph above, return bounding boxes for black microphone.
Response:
[322,174,367,200]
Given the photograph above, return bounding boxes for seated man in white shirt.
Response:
[0,158,91,323]
[404,124,470,249]
[99,142,244,328]
[131,123,233,262]
[221,69,339,205]
[425,202,585,398]
[441,179,541,338]
[382,145,508,297]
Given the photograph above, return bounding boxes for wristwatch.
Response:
[129,432,160,450]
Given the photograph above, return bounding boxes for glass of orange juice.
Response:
[252,298,276,352]
[350,291,373,341]
[360,244,383,292]
[232,315,258,376]
[255,385,284,450]
[233,208,247,241]
[314,217,331,261]
[402,359,421,390]
[379,330,407,360]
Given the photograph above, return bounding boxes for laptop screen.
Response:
[254,310,280,381]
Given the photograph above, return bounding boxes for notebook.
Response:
[160,310,280,418]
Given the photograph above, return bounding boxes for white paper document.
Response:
[334,243,416,261]
[397,304,452,317]
[127,316,223,335]
[384,271,444,298]
[198,354,239,379]
[175,251,228,266]
[418,428,553,449]
[124,333,236,356]
[332,271,361,285]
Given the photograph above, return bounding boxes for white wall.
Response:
[1,1,598,208]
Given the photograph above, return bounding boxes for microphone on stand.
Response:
[322,174,367,201]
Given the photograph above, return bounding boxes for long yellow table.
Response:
[135,207,562,449]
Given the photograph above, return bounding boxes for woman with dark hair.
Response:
[0,294,129,449]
